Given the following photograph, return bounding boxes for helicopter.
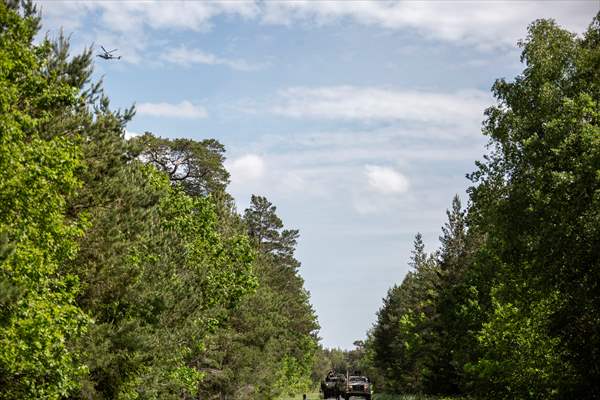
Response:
[97,46,121,60]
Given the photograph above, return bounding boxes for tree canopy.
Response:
[0,2,318,399]
[366,12,600,400]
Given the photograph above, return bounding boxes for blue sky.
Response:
[41,1,598,349]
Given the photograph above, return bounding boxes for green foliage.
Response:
[465,13,600,398]
[371,233,442,394]
[0,2,88,398]
[465,289,570,399]
[72,163,256,399]
[132,133,229,197]
[197,195,319,399]
[367,11,600,400]
[1,3,317,399]
[272,353,314,397]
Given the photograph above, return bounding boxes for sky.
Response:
[40,0,598,349]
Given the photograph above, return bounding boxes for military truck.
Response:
[320,370,346,399]
[342,375,372,400]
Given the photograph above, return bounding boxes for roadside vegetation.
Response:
[0,2,317,399]
[352,11,600,400]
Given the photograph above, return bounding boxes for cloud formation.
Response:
[136,101,208,119]
[261,1,594,49]
[226,154,266,183]
[40,1,595,55]
[39,1,259,63]
[365,165,409,195]
[272,86,490,126]
[40,1,258,34]
[164,46,262,71]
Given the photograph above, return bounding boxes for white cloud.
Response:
[365,165,409,195]
[272,86,490,125]
[261,1,596,49]
[39,1,259,64]
[224,124,486,215]
[39,1,595,58]
[136,100,208,119]
[164,46,262,71]
[226,154,266,183]
[40,1,258,34]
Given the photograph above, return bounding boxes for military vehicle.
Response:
[320,370,346,399]
[342,375,372,400]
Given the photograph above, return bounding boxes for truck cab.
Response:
[343,375,372,400]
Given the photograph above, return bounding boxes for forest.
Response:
[0,1,599,399]
[351,10,600,400]
[0,2,317,399]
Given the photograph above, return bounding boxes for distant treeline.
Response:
[360,12,600,400]
[0,2,318,399]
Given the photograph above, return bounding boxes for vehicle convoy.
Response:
[321,371,372,399]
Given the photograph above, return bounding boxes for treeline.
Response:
[310,343,370,381]
[364,13,600,400]
[0,2,317,399]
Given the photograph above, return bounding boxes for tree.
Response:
[1,3,322,399]
[70,162,255,399]
[371,233,440,393]
[198,195,318,399]
[438,195,467,272]
[63,102,255,397]
[363,13,600,400]
[465,13,600,398]
[421,196,469,394]
[3,7,256,397]
[133,133,229,197]
[0,2,88,398]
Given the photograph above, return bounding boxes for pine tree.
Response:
[133,133,229,197]
[198,195,318,399]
